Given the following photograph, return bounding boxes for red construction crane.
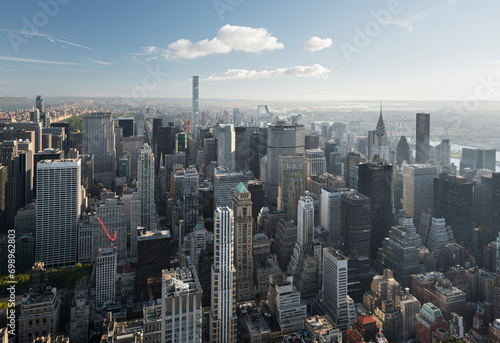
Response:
[98,217,117,243]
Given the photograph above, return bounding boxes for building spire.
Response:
[375,101,387,139]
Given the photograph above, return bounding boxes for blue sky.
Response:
[1,0,500,101]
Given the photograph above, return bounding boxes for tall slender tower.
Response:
[36,159,81,268]
[217,124,235,172]
[232,183,254,302]
[210,207,237,343]
[137,143,155,230]
[415,113,430,163]
[278,153,306,221]
[192,76,199,142]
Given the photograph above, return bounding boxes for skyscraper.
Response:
[95,247,117,307]
[137,144,155,230]
[161,266,203,343]
[321,187,342,245]
[36,159,81,268]
[277,153,306,221]
[433,174,473,247]
[266,124,305,205]
[305,149,326,177]
[118,117,134,138]
[217,124,235,172]
[358,161,393,258]
[396,136,410,167]
[320,247,356,331]
[460,148,496,174]
[213,167,248,209]
[415,113,430,163]
[210,207,237,343]
[341,190,371,258]
[82,112,116,186]
[192,76,200,142]
[344,152,361,188]
[232,183,254,302]
[403,164,438,226]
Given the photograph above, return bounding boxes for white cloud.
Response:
[303,36,333,52]
[208,64,330,80]
[0,56,81,65]
[138,25,284,60]
[482,60,500,66]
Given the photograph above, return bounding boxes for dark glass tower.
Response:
[341,190,371,257]
[433,174,474,247]
[357,161,393,258]
[396,135,410,166]
[415,113,430,163]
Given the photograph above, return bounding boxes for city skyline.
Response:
[1,1,500,100]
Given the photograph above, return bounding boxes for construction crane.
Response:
[98,217,117,243]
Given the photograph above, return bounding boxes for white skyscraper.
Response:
[36,159,81,268]
[321,188,342,245]
[403,164,438,225]
[321,247,356,331]
[217,124,235,172]
[95,247,117,307]
[161,266,203,343]
[210,207,237,343]
[137,143,155,230]
[288,196,314,274]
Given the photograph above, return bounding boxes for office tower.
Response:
[247,179,264,221]
[4,121,43,153]
[157,125,179,165]
[161,266,203,343]
[118,156,129,178]
[268,273,307,335]
[138,143,155,230]
[341,190,371,257]
[415,113,430,163]
[136,230,171,300]
[95,247,117,307]
[358,161,393,258]
[152,117,162,146]
[433,174,473,247]
[78,154,94,190]
[320,247,356,331]
[204,137,217,167]
[175,132,188,153]
[426,217,455,265]
[217,124,235,171]
[266,124,305,205]
[117,117,134,138]
[396,292,421,340]
[213,167,248,209]
[30,108,40,123]
[273,218,297,271]
[371,104,388,156]
[82,112,116,185]
[460,148,496,174]
[377,226,420,288]
[305,134,320,150]
[344,152,361,188]
[481,173,500,247]
[435,139,451,171]
[323,141,337,173]
[210,207,237,343]
[190,222,208,269]
[192,76,200,142]
[321,188,342,245]
[396,136,410,166]
[288,196,319,299]
[346,314,387,343]
[305,149,326,177]
[0,141,24,230]
[415,303,448,343]
[232,183,254,302]
[403,164,438,226]
[232,108,241,127]
[123,136,146,177]
[35,95,43,113]
[36,159,81,268]
[278,153,306,221]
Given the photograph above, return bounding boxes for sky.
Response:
[1,0,500,101]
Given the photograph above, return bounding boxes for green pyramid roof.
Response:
[235,182,248,193]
